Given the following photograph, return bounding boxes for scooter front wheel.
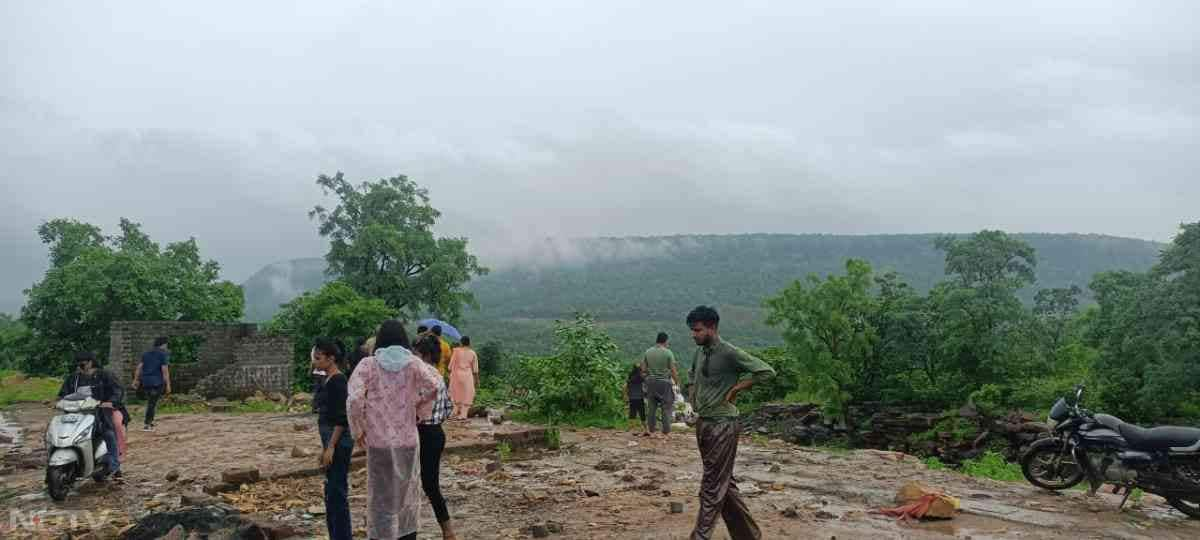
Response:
[46,464,74,501]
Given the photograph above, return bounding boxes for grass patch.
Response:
[816,438,852,455]
[511,410,626,430]
[544,427,561,450]
[960,451,1024,482]
[0,370,61,407]
[924,451,1023,482]
[923,457,948,470]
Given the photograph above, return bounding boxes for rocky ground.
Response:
[4,403,1200,539]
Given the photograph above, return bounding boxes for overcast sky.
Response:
[2,1,1198,313]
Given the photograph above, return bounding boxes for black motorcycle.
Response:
[1020,385,1200,518]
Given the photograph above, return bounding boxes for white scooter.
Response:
[44,390,113,501]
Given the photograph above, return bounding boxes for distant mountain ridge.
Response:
[242,233,1163,357]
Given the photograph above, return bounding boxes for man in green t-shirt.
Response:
[640,332,678,437]
[685,305,775,540]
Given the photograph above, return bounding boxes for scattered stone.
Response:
[181,491,214,506]
[203,482,238,495]
[621,474,637,483]
[594,457,623,472]
[782,506,801,518]
[292,423,311,432]
[221,468,261,485]
[209,400,234,413]
[670,502,685,514]
[523,489,548,501]
[292,393,312,403]
[268,392,287,403]
[814,510,837,520]
[660,490,672,497]
[486,460,502,473]
[736,482,762,496]
[547,522,563,533]
[0,433,13,444]
[769,464,782,473]
[291,446,311,458]
[166,470,180,482]
[530,523,550,538]
[307,505,325,516]
[583,489,600,497]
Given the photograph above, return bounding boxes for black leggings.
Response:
[417,423,450,524]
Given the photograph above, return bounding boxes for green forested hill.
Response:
[243,233,1163,360]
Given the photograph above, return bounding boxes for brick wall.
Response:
[108,321,293,398]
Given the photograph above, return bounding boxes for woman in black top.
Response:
[312,338,353,540]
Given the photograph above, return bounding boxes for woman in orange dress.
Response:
[447,336,479,420]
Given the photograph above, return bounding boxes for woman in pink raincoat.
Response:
[348,320,441,540]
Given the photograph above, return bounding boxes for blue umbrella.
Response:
[417,318,462,341]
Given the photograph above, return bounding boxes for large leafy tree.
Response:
[20,218,244,375]
[1033,285,1083,359]
[1090,222,1200,421]
[765,259,881,414]
[265,281,394,385]
[310,172,488,321]
[930,230,1037,389]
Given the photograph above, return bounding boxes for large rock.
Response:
[221,468,261,485]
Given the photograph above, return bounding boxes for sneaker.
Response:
[142,425,153,432]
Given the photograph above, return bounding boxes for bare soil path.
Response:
[3,404,1200,539]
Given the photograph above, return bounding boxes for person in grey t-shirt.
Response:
[640,332,679,437]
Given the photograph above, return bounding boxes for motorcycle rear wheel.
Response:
[1021,438,1084,490]
[46,464,74,501]
[1168,497,1200,519]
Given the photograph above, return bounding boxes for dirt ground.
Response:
[4,403,1200,540]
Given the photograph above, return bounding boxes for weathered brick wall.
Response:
[192,364,292,399]
[233,335,294,366]
[108,321,292,397]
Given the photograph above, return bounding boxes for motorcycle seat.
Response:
[1097,413,1200,451]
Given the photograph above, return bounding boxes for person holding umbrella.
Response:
[431,326,452,378]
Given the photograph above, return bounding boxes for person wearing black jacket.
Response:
[312,338,353,540]
[57,351,125,482]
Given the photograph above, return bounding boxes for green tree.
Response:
[508,314,624,423]
[265,281,395,385]
[1034,285,1082,356]
[1089,222,1200,421]
[765,259,880,415]
[309,172,488,321]
[930,231,1037,391]
[20,219,243,375]
[0,314,32,370]
[477,341,507,379]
